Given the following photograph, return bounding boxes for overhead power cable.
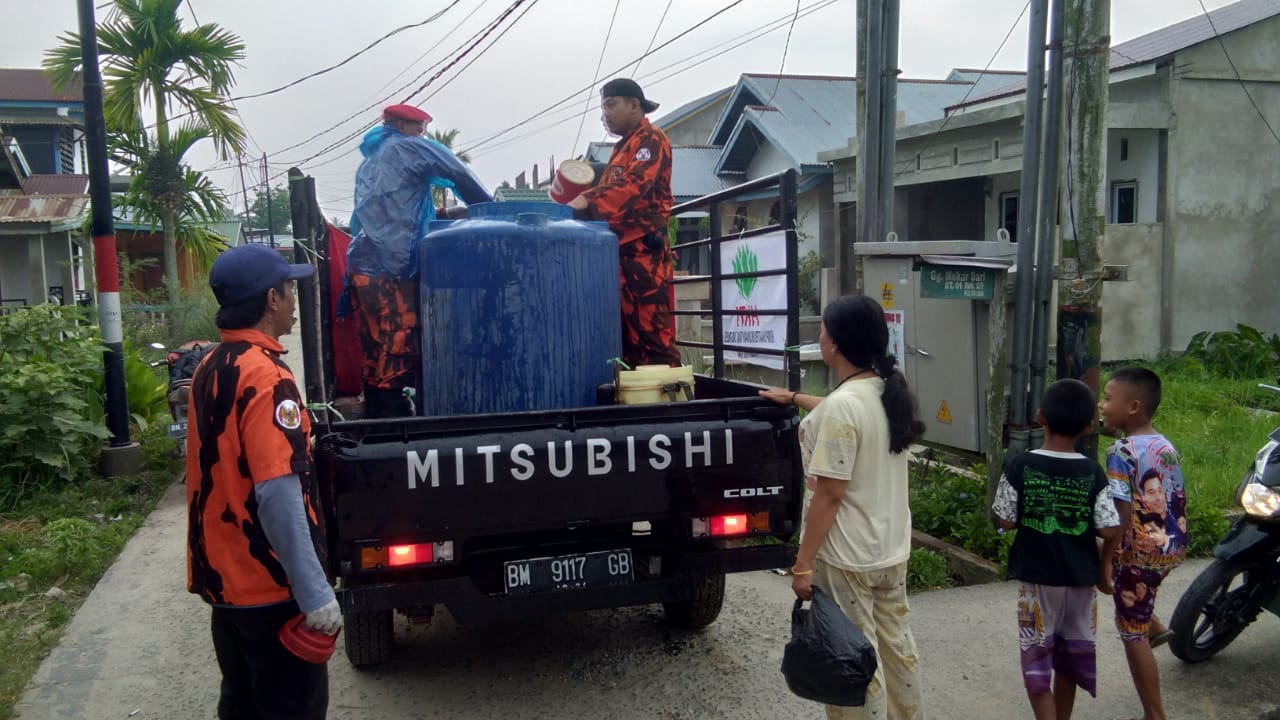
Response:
[156,3,461,132]
[895,0,1030,176]
[269,0,533,180]
[467,0,838,159]
[763,0,801,108]
[631,0,674,78]
[250,0,523,166]
[1196,0,1280,147]
[572,0,622,156]
[457,0,749,155]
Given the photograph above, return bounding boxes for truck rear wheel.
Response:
[343,609,393,668]
[663,573,725,630]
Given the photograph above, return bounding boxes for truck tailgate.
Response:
[316,400,800,542]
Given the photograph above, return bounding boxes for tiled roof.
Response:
[0,69,83,104]
[23,174,88,195]
[952,0,1280,110]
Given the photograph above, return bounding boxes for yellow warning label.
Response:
[936,401,953,425]
[880,282,895,309]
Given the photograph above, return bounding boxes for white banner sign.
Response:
[719,231,788,370]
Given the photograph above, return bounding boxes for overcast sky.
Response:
[1,0,1236,220]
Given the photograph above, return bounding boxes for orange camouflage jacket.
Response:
[582,118,673,253]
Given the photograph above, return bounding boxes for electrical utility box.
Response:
[856,240,1014,454]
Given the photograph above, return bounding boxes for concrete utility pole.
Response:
[876,0,900,243]
[858,0,884,248]
[1058,0,1110,458]
[1007,0,1049,457]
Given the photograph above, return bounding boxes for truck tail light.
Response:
[359,540,455,570]
[692,512,770,538]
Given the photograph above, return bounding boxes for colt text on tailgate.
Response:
[406,430,735,489]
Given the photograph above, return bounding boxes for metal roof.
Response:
[585,141,614,163]
[493,186,552,202]
[670,146,735,200]
[653,86,733,131]
[0,192,89,231]
[0,69,83,104]
[0,113,81,127]
[953,0,1280,110]
[22,174,88,195]
[708,73,1027,172]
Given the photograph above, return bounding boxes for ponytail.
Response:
[881,368,925,454]
[822,296,925,453]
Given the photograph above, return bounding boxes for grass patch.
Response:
[906,360,1277,577]
[1141,360,1275,556]
[0,424,178,719]
[906,548,955,593]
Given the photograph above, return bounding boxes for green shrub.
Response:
[906,548,954,593]
[1184,324,1280,379]
[909,461,1014,568]
[0,306,109,503]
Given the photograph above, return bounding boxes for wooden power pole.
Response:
[1057,0,1110,458]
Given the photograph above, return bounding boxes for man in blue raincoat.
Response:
[345,104,492,417]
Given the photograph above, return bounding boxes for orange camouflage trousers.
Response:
[620,240,679,368]
[347,272,419,391]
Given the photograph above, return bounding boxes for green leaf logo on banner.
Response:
[733,245,758,298]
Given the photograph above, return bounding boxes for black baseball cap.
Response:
[209,244,314,306]
[600,77,659,114]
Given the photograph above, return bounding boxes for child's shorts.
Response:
[1017,582,1098,696]
[1112,564,1173,642]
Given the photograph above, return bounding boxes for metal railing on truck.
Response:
[669,169,801,392]
[286,168,803,406]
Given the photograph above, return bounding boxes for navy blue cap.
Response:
[209,244,314,306]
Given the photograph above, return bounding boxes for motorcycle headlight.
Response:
[1240,481,1280,518]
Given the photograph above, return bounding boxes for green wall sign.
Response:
[920,265,994,300]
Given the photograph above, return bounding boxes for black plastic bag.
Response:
[780,586,878,707]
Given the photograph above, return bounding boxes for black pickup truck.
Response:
[291,170,806,667]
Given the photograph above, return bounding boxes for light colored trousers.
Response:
[814,559,925,720]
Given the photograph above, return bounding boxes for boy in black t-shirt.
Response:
[993,379,1122,720]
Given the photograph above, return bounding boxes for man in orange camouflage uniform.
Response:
[569,78,679,368]
[189,244,339,719]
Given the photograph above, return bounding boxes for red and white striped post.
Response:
[78,0,135,469]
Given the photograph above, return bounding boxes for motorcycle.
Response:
[150,340,216,453]
[1168,379,1280,663]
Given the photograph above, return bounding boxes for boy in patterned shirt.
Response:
[1098,367,1188,720]
[993,379,1121,720]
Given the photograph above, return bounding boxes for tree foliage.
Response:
[44,0,246,297]
[250,186,291,235]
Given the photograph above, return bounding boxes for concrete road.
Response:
[13,474,1280,720]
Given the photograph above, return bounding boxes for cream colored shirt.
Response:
[798,377,912,572]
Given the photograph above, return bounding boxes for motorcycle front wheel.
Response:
[1169,560,1262,663]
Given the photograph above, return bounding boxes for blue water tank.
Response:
[419,202,621,415]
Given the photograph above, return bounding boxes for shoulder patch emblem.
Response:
[635,148,652,161]
[275,399,302,430]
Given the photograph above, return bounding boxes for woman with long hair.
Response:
[761,294,927,719]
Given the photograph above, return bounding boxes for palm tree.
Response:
[44,0,247,298]
[428,128,470,209]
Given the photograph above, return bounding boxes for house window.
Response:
[1111,182,1138,224]
[915,153,921,171]
[953,147,960,166]
[1120,138,1129,162]
[999,192,1020,242]
[732,204,749,233]
[993,139,1001,159]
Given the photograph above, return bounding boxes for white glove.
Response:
[303,598,342,635]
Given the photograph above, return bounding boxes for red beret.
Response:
[383,104,432,124]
